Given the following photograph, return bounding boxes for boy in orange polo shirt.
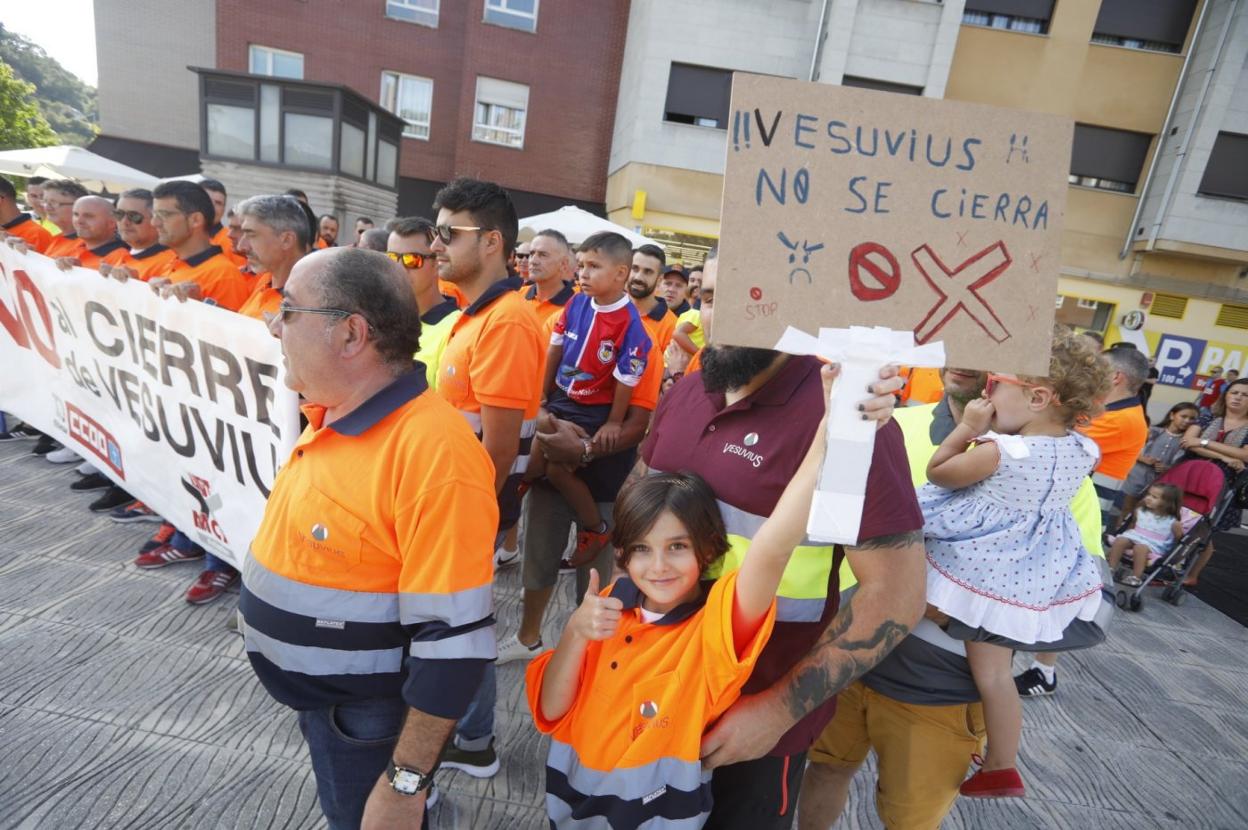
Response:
[527,366,832,828]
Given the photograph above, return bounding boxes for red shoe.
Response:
[567,525,611,568]
[134,543,205,569]
[185,569,239,605]
[959,757,1025,798]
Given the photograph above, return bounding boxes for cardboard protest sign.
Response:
[715,73,1073,375]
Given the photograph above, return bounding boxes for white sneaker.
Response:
[76,461,99,475]
[496,634,543,665]
[494,545,520,569]
[46,447,80,464]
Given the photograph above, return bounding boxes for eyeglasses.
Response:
[514,252,530,260]
[386,251,430,269]
[44,200,77,210]
[275,301,354,324]
[983,373,1033,396]
[152,209,185,222]
[428,224,488,245]
[112,210,146,224]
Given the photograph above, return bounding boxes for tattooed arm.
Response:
[700,529,926,769]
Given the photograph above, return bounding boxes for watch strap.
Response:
[386,759,434,793]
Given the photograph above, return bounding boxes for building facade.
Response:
[92,0,630,223]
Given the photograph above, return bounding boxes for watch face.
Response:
[391,768,424,795]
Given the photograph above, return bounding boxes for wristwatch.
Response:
[386,759,434,795]
[1201,438,1210,448]
[580,439,594,465]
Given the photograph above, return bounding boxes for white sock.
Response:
[1031,660,1056,683]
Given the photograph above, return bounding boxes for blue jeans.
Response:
[297,698,428,830]
[455,660,495,749]
[203,551,237,574]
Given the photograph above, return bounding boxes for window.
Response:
[386,0,438,27]
[842,76,923,96]
[1198,132,1248,201]
[1091,0,1195,54]
[472,77,529,148]
[962,0,1052,34]
[248,45,304,79]
[484,0,538,32]
[663,64,731,129]
[1068,124,1151,193]
[380,72,433,140]
[206,104,255,158]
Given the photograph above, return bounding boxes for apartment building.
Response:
[946,0,1248,417]
[91,0,629,223]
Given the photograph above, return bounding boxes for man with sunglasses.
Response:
[147,180,252,312]
[98,189,178,281]
[0,175,53,253]
[387,216,460,389]
[426,177,545,780]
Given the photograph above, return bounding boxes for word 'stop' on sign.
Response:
[715,73,1073,376]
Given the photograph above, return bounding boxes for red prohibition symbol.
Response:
[749,286,763,301]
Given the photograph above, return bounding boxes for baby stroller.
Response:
[1107,460,1227,612]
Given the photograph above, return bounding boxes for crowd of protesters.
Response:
[2,169,1244,830]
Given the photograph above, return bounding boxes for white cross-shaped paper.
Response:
[774,326,946,545]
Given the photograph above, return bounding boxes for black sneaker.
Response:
[70,472,113,491]
[440,738,500,778]
[31,435,59,455]
[89,486,134,512]
[1014,667,1057,697]
[0,424,38,440]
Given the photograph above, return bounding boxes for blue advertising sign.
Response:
[1154,334,1206,388]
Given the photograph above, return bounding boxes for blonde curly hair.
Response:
[1021,326,1113,428]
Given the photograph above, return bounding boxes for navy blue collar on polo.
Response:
[1,212,33,231]
[525,281,575,306]
[88,236,127,257]
[328,365,430,436]
[131,243,169,260]
[421,296,459,326]
[646,298,670,322]
[210,222,224,236]
[180,244,224,268]
[463,276,519,316]
[671,299,691,317]
[609,576,711,626]
[1105,396,1142,411]
[57,231,79,240]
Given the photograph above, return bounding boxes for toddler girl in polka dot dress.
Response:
[921,327,1112,799]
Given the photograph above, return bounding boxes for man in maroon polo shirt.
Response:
[636,257,926,829]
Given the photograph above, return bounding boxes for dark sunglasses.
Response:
[428,224,488,246]
[112,210,146,224]
[514,252,530,260]
[386,251,430,269]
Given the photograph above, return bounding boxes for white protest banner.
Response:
[716,74,1073,376]
[0,246,300,568]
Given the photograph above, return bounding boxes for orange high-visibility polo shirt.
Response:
[163,245,253,311]
[2,213,53,254]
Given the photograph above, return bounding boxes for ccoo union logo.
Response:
[66,403,125,479]
[183,474,228,545]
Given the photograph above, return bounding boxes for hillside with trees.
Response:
[0,22,98,147]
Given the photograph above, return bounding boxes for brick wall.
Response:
[214,0,629,204]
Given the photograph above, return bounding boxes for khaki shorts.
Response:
[809,680,986,830]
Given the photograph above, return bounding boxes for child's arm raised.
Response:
[538,570,623,722]
[926,398,1001,490]
[731,364,834,651]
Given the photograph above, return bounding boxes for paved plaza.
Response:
[2,438,1247,829]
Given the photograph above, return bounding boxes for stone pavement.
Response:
[2,437,1248,829]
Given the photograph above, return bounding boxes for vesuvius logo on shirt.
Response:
[722,432,765,468]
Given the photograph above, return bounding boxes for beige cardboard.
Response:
[715,73,1073,375]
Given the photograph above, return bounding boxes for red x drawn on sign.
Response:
[910,242,1012,345]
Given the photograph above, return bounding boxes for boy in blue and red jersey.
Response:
[527,231,652,564]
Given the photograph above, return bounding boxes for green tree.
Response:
[0,60,56,150]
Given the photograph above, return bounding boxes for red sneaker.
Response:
[134,543,205,569]
[567,525,611,568]
[959,758,1025,798]
[185,569,239,605]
